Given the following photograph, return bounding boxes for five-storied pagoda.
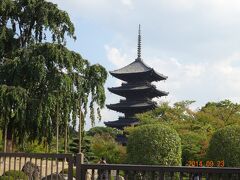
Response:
[104,25,168,144]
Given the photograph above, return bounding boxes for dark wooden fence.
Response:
[79,163,240,180]
[0,152,74,179]
[0,153,240,179]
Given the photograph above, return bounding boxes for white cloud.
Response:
[105,45,131,68]
[121,0,133,6]
[50,0,240,23]
[47,0,240,128]
[105,45,240,108]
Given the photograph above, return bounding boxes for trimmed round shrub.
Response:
[206,125,240,167]
[127,124,182,165]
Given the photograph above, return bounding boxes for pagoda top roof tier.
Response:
[110,58,167,82]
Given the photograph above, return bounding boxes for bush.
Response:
[3,170,28,179]
[87,127,122,137]
[91,134,126,164]
[206,125,240,167]
[0,176,14,180]
[127,124,181,165]
[181,132,208,165]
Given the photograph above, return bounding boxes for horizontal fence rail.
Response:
[79,164,240,180]
[0,152,74,180]
[0,153,239,180]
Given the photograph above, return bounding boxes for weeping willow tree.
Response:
[0,85,28,152]
[0,0,107,152]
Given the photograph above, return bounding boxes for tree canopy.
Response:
[91,134,126,164]
[0,0,75,51]
[135,100,240,165]
[0,0,107,151]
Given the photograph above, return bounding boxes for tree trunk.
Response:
[6,126,13,152]
[78,101,82,153]
[3,122,7,152]
[64,122,68,153]
[56,103,59,154]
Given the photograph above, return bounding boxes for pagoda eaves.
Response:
[108,83,168,98]
[104,25,168,144]
[106,100,157,114]
[110,58,167,82]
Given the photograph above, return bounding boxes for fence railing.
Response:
[0,153,240,180]
[79,164,240,180]
[0,152,74,180]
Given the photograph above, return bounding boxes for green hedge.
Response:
[0,176,14,180]
[127,124,182,165]
[2,170,28,179]
[206,125,240,167]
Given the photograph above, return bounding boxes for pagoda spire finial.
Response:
[137,24,141,60]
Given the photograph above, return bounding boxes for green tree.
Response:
[0,0,75,52]
[199,100,240,125]
[136,101,196,125]
[135,101,202,165]
[127,124,181,165]
[206,125,240,167]
[0,0,107,152]
[0,85,28,152]
[86,126,122,138]
[69,136,96,162]
[181,132,208,165]
[136,100,240,165]
[91,134,126,164]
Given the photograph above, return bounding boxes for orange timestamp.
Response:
[187,160,224,167]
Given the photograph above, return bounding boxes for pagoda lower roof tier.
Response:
[110,59,167,82]
[108,84,168,98]
[106,100,156,113]
[104,118,139,129]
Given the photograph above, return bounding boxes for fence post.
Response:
[68,154,74,180]
[76,153,85,180]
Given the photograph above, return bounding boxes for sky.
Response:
[48,0,240,129]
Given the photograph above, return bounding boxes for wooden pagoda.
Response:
[104,25,168,143]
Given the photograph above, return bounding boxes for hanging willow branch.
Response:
[0,85,28,147]
[0,0,108,148]
[0,43,107,145]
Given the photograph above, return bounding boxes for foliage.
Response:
[136,100,240,166]
[199,100,240,126]
[18,140,46,153]
[0,85,28,144]
[0,0,75,53]
[86,126,122,138]
[0,0,108,151]
[127,124,181,165]
[0,176,14,180]
[206,125,240,167]
[3,170,28,179]
[136,101,195,124]
[91,134,126,164]
[0,43,107,146]
[181,132,208,165]
[69,136,96,162]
